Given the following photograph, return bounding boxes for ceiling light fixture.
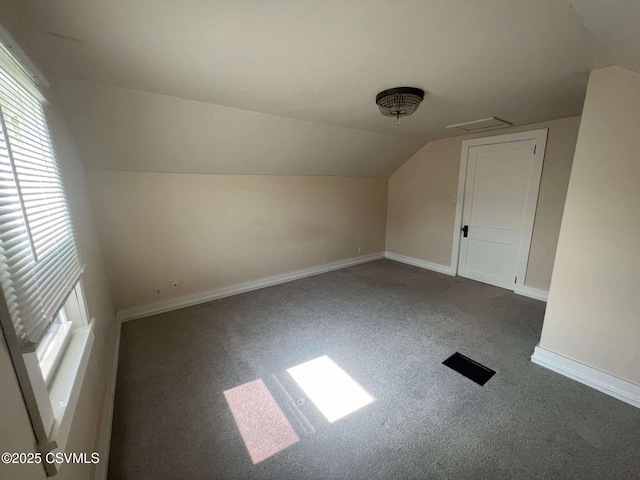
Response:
[375,87,424,124]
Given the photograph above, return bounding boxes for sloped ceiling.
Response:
[1,0,638,176]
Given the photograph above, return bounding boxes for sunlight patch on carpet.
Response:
[287,356,374,423]
[224,379,299,463]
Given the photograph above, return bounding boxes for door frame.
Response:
[449,129,548,291]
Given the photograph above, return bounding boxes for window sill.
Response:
[47,319,95,465]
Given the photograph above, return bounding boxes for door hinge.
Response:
[534,145,537,154]
[515,275,518,283]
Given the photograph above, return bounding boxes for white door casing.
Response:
[450,129,547,291]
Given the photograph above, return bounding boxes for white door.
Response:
[457,133,545,290]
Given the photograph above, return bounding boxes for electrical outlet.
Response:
[153,286,163,297]
[358,246,362,254]
[171,280,178,290]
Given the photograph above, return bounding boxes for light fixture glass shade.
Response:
[376,87,424,121]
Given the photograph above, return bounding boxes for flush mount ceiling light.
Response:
[375,87,425,124]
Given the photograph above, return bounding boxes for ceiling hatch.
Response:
[446,117,513,132]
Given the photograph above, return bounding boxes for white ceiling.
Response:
[1,0,639,175]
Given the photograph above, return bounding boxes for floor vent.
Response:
[443,352,495,386]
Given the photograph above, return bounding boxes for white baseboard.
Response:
[514,284,549,302]
[384,251,455,276]
[94,320,121,480]
[384,252,549,301]
[531,345,640,409]
[117,252,385,322]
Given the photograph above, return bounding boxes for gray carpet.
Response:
[108,259,640,479]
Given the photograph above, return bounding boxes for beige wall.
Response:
[386,116,581,290]
[0,96,117,478]
[54,80,390,312]
[86,172,388,311]
[540,67,640,385]
[55,79,426,177]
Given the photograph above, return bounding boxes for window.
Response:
[0,38,93,476]
[36,282,89,386]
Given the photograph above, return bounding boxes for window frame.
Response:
[0,34,94,477]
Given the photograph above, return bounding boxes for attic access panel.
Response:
[446,117,512,132]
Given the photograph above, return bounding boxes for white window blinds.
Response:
[0,43,83,353]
